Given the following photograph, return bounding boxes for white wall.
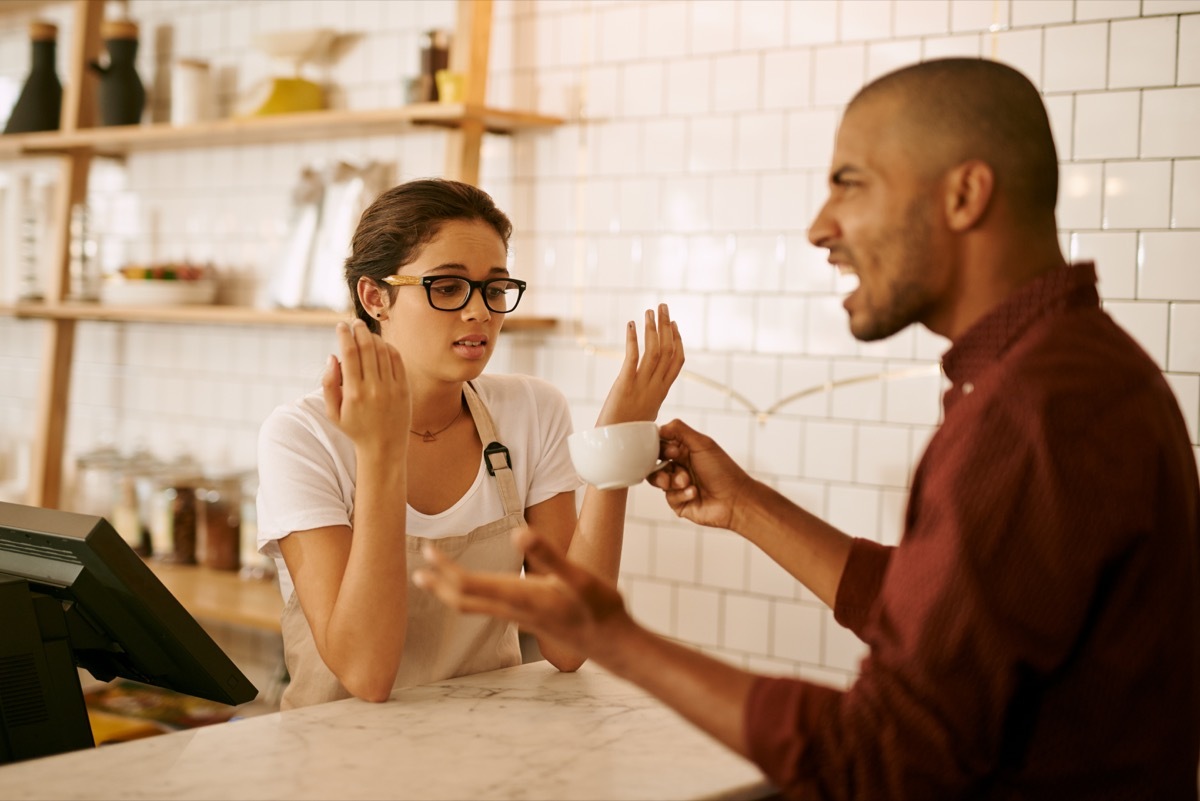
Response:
[1,0,1198,685]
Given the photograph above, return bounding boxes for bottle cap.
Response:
[101,19,139,40]
[29,21,58,41]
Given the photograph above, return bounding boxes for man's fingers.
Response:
[415,568,526,621]
[513,527,591,588]
[657,418,703,449]
[647,468,673,491]
[664,486,698,514]
[414,545,568,632]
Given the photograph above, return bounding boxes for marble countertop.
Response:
[0,662,774,800]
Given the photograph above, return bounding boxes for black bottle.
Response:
[3,21,63,134]
[91,19,146,127]
[420,29,450,101]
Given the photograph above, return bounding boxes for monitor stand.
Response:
[0,575,95,764]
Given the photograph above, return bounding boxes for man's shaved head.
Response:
[849,58,1059,224]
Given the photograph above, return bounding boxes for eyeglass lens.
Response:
[428,277,523,312]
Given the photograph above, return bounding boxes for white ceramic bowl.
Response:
[100,279,217,307]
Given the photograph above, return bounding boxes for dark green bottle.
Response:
[91,19,146,127]
[3,21,63,135]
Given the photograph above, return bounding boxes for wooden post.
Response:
[444,0,492,185]
[27,0,103,509]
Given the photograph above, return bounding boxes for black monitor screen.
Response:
[0,501,257,763]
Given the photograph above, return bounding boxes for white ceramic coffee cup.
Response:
[567,421,667,490]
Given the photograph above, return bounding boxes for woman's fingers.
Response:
[646,305,684,386]
[386,342,404,383]
[336,322,361,385]
[322,354,343,422]
[641,308,661,373]
[665,320,685,382]
[616,320,639,382]
[353,318,385,382]
[340,318,407,388]
[652,307,682,382]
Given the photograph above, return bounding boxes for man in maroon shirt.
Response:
[415,58,1200,799]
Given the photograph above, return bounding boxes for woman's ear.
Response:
[943,159,994,233]
[357,276,389,320]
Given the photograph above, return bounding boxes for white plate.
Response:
[100,279,217,307]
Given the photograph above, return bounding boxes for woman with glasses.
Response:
[256,178,684,708]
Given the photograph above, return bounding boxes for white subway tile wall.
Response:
[1,0,1198,681]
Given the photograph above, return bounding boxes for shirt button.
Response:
[962,382,974,395]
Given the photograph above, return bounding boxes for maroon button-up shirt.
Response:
[746,264,1200,799]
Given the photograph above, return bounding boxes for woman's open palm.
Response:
[596,304,685,426]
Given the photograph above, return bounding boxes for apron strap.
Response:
[463,381,523,521]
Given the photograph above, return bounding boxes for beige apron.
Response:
[279,382,526,710]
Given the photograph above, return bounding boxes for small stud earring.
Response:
[376,312,383,319]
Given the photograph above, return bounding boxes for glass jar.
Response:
[237,470,275,580]
[196,472,242,572]
[113,447,159,556]
[147,456,203,564]
[73,445,156,556]
[72,445,123,517]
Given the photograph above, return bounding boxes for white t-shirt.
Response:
[256,373,583,602]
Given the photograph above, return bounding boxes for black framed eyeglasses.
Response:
[382,275,527,313]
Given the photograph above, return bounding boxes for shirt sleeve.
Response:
[255,403,352,559]
[832,538,893,636]
[522,376,584,507]
[744,395,1118,799]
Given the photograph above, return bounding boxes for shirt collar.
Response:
[941,262,1100,388]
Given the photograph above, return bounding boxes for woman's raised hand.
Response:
[322,320,411,451]
[596,304,685,426]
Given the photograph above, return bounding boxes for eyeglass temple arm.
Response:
[382,275,422,287]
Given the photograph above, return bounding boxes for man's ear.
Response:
[358,276,389,318]
[943,159,994,232]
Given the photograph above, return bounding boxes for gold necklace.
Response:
[410,401,464,443]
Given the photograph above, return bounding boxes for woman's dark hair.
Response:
[344,178,513,333]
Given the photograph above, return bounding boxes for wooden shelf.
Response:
[0,0,57,15]
[144,560,283,633]
[1,104,563,158]
[0,130,57,160]
[2,301,559,330]
[13,0,561,510]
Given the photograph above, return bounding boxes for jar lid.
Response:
[101,19,139,40]
[75,444,122,465]
[198,469,249,491]
[29,21,58,41]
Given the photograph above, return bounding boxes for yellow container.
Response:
[435,70,465,104]
[250,77,323,115]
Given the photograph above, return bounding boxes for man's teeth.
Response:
[836,264,856,276]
